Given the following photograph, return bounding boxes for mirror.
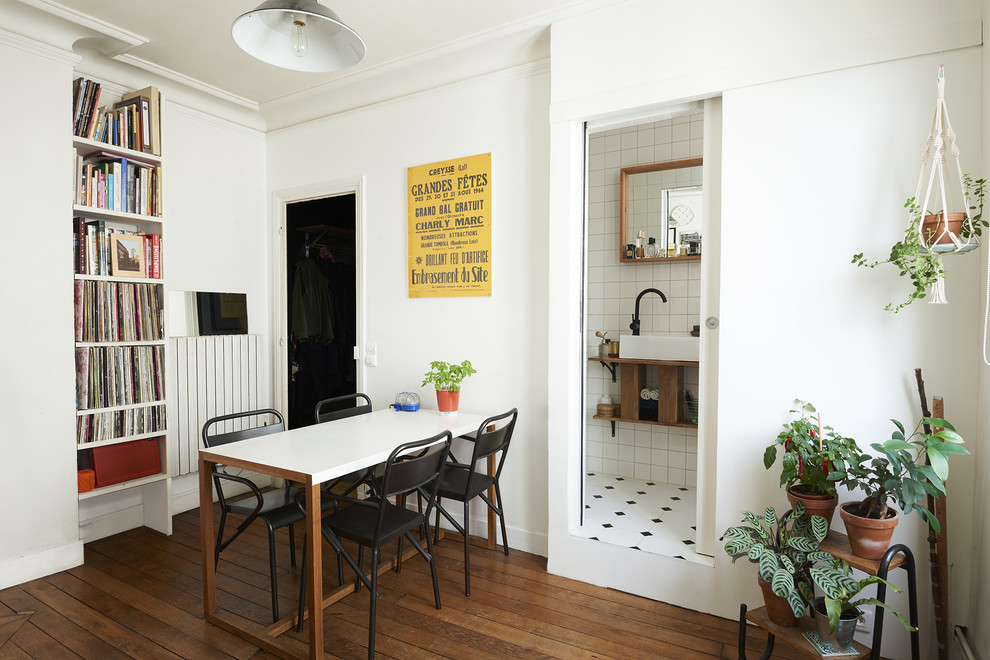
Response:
[620,157,703,262]
[168,291,248,336]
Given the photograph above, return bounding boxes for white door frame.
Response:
[270,177,366,421]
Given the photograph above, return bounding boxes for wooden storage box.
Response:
[91,438,162,487]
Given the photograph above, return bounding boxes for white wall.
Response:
[0,34,84,586]
[266,64,552,554]
[0,24,269,580]
[548,2,983,659]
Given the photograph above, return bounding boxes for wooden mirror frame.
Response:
[619,157,703,263]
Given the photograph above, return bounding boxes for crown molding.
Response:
[16,0,147,56]
[0,25,78,65]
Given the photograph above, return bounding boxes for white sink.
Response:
[619,334,699,361]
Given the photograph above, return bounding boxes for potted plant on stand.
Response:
[422,359,476,415]
[832,416,967,559]
[809,556,916,650]
[722,501,831,626]
[763,400,860,529]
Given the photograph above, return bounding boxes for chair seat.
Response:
[228,487,336,526]
[324,500,422,547]
[436,466,495,501]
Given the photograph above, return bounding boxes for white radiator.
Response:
[166,334,263,476]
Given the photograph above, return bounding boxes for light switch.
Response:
[365,342,377,367]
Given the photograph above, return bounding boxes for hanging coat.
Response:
[291,258,334,344]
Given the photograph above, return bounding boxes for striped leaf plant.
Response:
[722,501,831,617]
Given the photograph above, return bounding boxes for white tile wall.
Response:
[586,114,704,486]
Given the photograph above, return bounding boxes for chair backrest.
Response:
[374,431,452,538]
[466,408,518,479]
[314,393,372,424]
[202,409,285,449]
[201,409,286,506]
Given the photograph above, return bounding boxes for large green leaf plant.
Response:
[832,416,967,534]
[722,502,830,617]
[810,556,916,634]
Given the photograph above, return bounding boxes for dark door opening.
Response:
[285,194,357,429]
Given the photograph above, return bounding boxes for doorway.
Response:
[283,194,357,429]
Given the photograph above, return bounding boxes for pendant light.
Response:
[231,0,365,73]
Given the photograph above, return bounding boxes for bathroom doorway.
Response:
[577,102,719,562]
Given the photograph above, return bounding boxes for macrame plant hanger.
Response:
[912,65,978,306]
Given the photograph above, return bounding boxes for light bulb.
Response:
[289,19,309,58]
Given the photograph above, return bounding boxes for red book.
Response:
[151,234,161,278]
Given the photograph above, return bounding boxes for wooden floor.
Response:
[0,506,808,659]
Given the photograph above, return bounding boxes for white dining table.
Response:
[199,408,490,659]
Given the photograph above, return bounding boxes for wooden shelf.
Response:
[619,254,701,263]
[592,414,696,429]
[819,531,906,574]
[588,356,698,367]
[744,606,871,659]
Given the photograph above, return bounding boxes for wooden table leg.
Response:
[199,458,216,616]
[305,481,323,659]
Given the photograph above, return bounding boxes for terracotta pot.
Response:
[839,502,899,559]
[757,576,799,627]
[786,486,838,529]
[921,212,966,246]
[435,389,459,415]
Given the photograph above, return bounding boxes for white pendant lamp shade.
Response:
[232,0,365,73]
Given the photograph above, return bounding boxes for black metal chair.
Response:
[432,408,518,595]
[201,409,303,623]
[313,393,381,496]
[297,430,452,659]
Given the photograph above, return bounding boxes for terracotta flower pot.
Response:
[839,502,898,559]
[921,212,966,246]
[786,486,838,529]
[757,576,799,627]
[435,389,459,415]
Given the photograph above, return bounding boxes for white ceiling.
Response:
[34,0,612,107]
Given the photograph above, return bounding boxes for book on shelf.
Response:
[73,218,162,278]
[72,77,102,139]
[121,86,161,156]
[74,80,161,155]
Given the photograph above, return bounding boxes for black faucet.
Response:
[629,288,667,335]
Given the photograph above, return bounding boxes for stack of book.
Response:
[74,151,162,217]
[73,78,162,156]
[76,405,166,445]
[74,280,164,343]
[73,218,163,279]
[74,344,165,410]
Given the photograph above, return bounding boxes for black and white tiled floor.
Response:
[576,472,709,565]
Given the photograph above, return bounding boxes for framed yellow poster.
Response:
[407,152,491,298]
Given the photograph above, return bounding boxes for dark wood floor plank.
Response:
[4,505,785,659]
[0,585,124,659]
[18,578,182,660]
[59,564,254,660]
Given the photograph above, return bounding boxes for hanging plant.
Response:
[852,67,982,313]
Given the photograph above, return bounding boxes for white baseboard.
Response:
[0,541,84,590]
[419,503,548,557]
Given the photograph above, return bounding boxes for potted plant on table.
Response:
[763,400,860,529]
[852,176,985,313]
[722,501,831,626]
[831,416,967,559]
[422,359,476,415]
[809,555,915,649]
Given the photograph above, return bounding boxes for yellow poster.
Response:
[407,153,492,298]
